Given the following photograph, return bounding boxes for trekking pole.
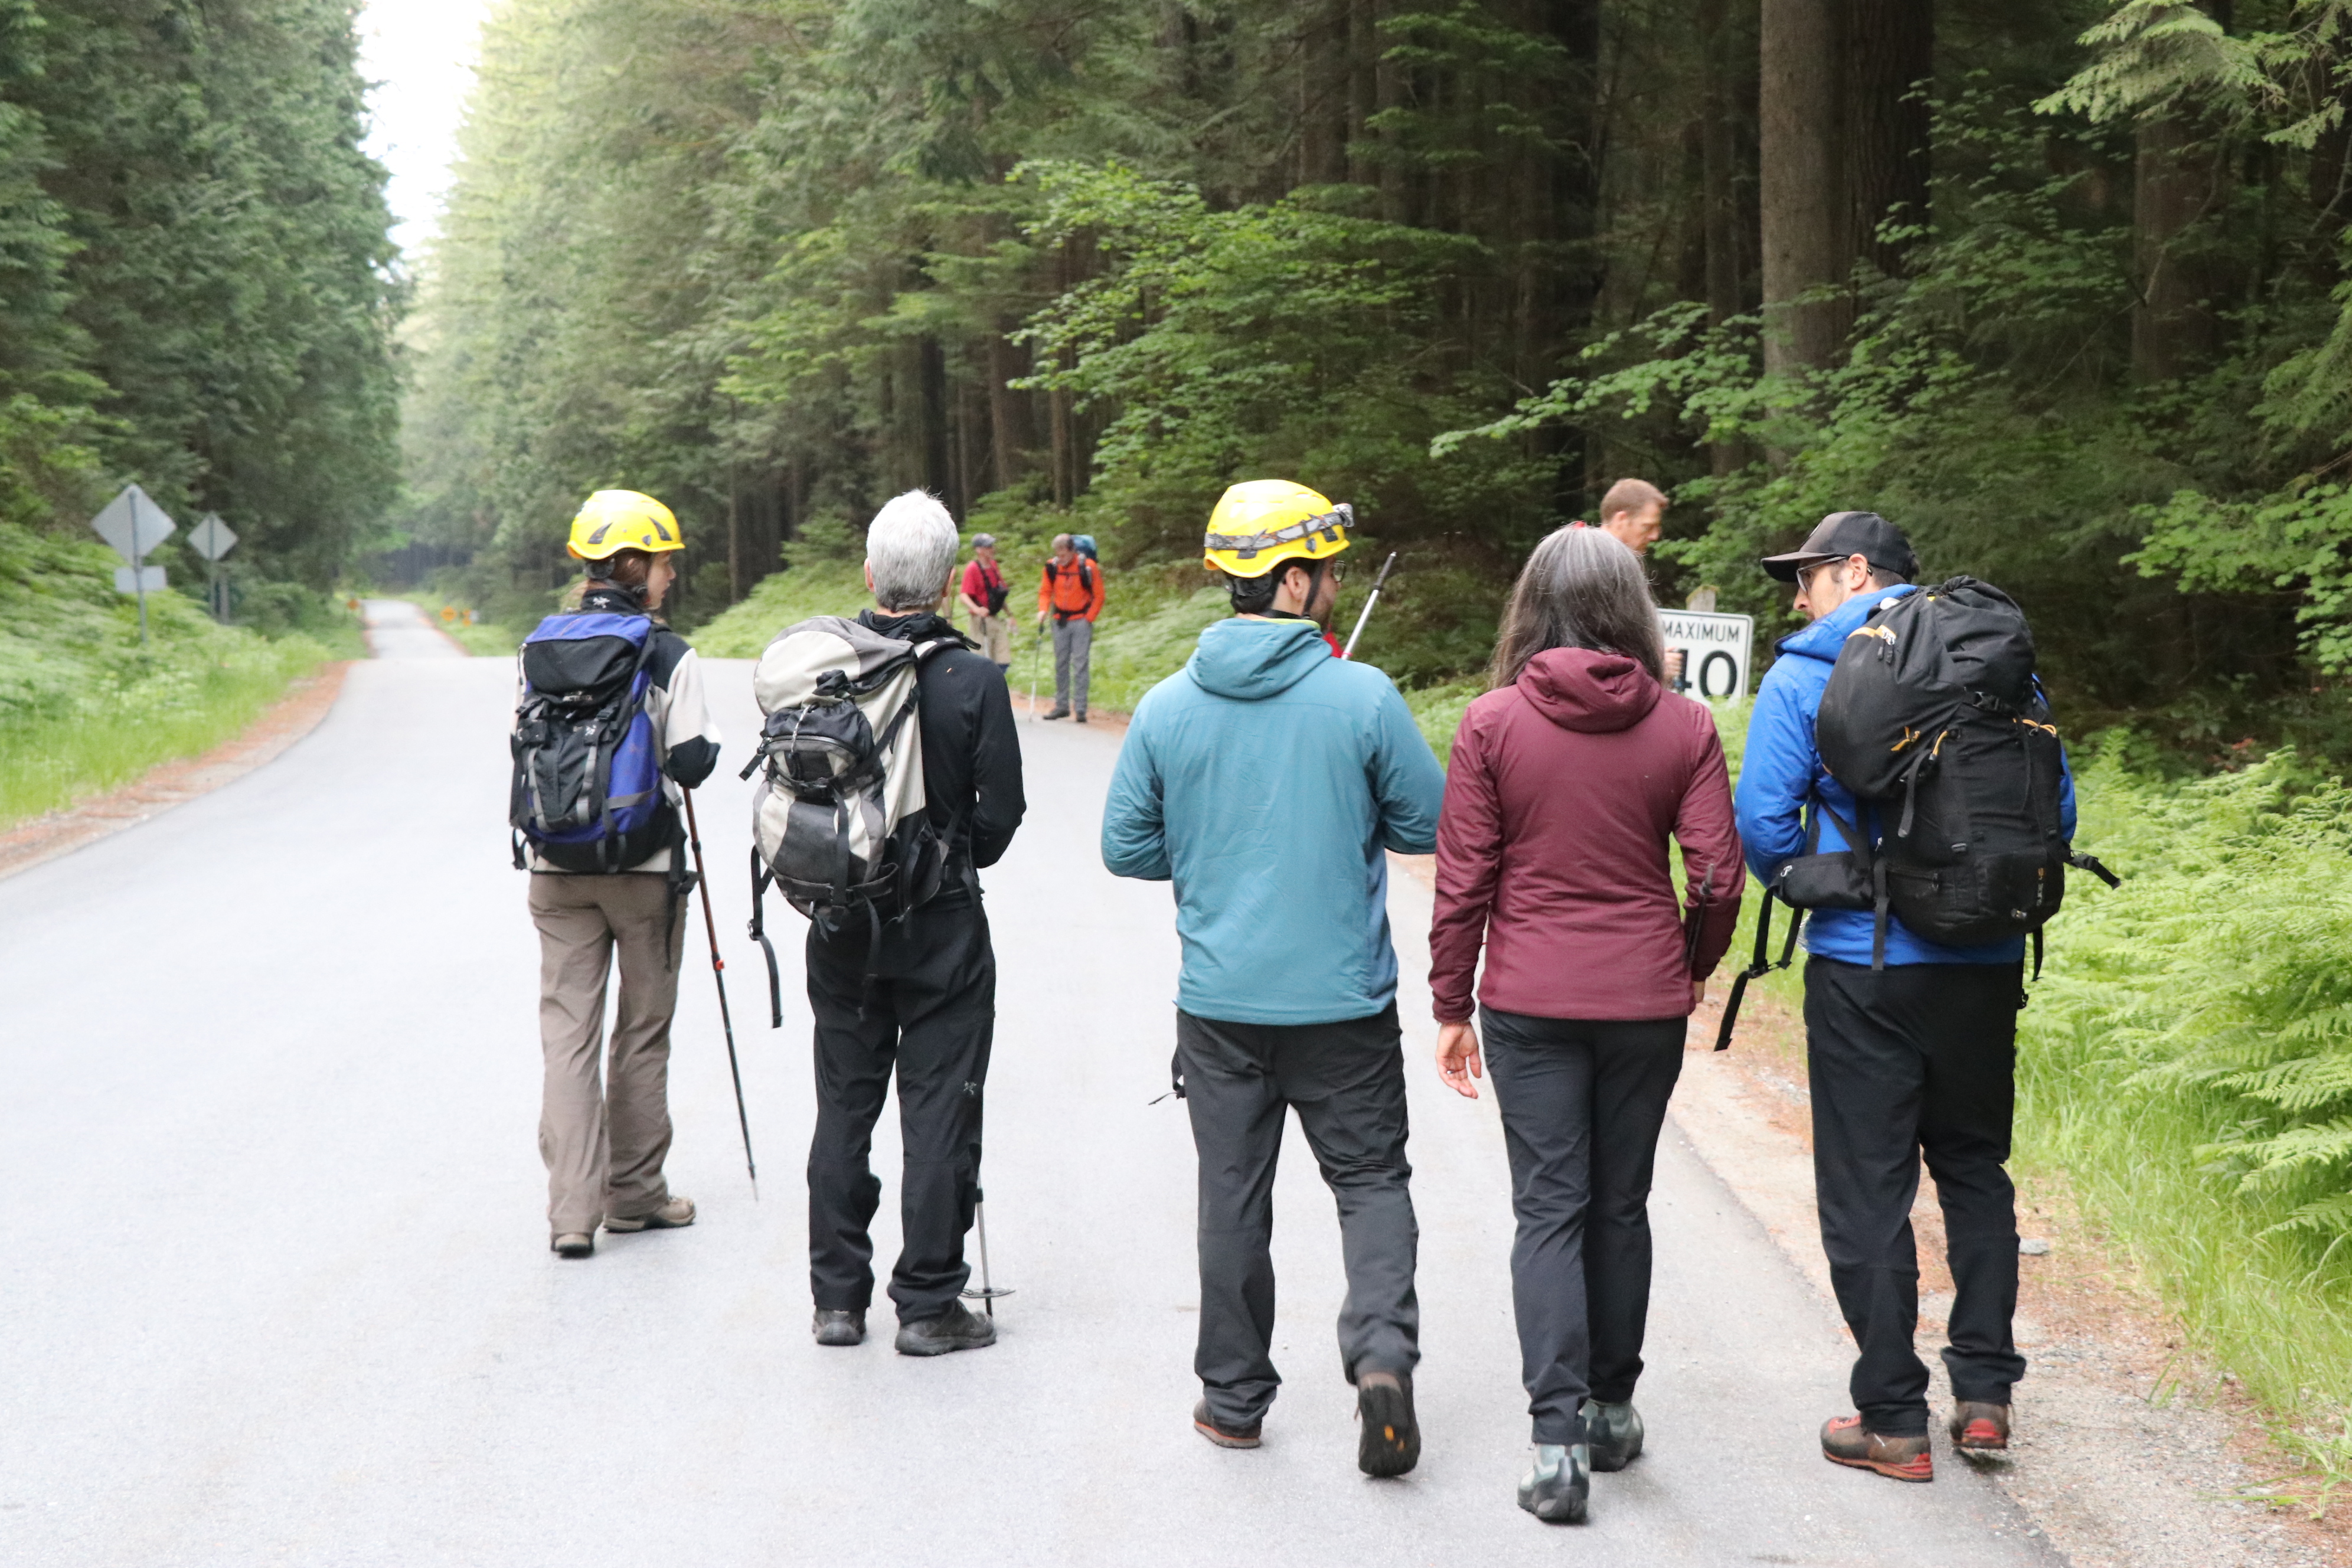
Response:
[682,789,759,1198]
[1340,551,1399,660]
[959,1188,1014,1318]
[1026,623,1046,720]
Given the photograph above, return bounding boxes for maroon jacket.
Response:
[1430,648,1745,1024]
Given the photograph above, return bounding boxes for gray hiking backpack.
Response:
[740,616,962,1024]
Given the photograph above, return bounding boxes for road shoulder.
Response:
[0,661,351,884]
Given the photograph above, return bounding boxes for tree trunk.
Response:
[2132,115,2224,383]
[1845,0,1932,276]
[1759,0,1847,374]
[985,327,1033,488]
[1347,0,1378,186]
[726,473,743,603]
[1301,0,1350,186]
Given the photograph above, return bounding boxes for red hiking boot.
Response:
[1949,1401,2011,1452]
[1821,1415,1933,1482]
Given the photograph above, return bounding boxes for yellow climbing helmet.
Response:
[567,489,684,561]
[1202,479,1353,578]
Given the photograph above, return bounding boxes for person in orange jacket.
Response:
[1035,533,1105,721]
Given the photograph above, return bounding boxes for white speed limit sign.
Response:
[1658,609,1755,702]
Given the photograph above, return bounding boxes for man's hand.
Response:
[1436,1021,1482,1100]
[1692,979,1707,1008]
[1035,609,1047,628]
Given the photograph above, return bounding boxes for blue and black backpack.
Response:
[509,610,674,872]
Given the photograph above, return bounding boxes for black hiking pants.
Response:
[1177,1005,1419,1432]
[1481,1008,1687,1446]
[805,896,994,1324]
[1805,956,2029,1436]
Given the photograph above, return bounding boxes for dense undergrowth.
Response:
[0,523,351,829]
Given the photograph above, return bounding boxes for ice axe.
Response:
[959,1187,1014,1318]
[1340,551,1399,660]
[682,788,759,1198]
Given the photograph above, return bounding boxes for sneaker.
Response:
[1949,1400,2011,1452]
[551,1232,594,1259]
[605,1195,695,1232]
[1193,1399,1262,1449]
[1042,705,1070,720]
[812,1309,865,1347]
[1582,1398,1645,1472]
[1821,1415,1933,1481]
[1356,1370,1420,1477]
[1518,1443,1590,1523]
[893,1301,997,1357]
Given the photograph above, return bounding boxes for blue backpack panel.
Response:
[510,611,672,871]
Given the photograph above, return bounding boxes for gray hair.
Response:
[867,490,960,610]
[1489,524,1665,688]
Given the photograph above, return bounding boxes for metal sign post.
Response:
[90,485,178,646]
[187,514,239,623]
[1657,607,1756,702]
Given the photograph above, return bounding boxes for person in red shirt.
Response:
[1034,533,1105,721]
[1427,522,1743,1524]
[956,533,1012,673]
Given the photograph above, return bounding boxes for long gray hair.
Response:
[1488,524,1665,689]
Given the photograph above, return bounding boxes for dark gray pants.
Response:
[805,897,995,1323]
[1804,956,2028,1436]
[1176,1006,1418,1430]
[1051,617,1091,713]
[1482,1008,1686,1446]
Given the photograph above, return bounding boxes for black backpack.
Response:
[509,610,675,873]
[1716,577,2117,1048]
[741,616,963,1025]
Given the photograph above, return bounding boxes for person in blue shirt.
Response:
[1735,511,2073,1484]
[1102,479,1446,1479]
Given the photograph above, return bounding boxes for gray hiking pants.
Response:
[1052,617,1092,713]
[529,872,685,1235]
[1176,1005,1420,1430]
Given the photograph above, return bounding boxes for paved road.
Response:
[0,619,2058,1566]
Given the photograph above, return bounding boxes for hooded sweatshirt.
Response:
[1101,616,1447,1025]
[1429,648,1745,1024]
[1734,584,2077,967]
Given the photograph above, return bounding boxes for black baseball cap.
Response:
[1759,511,1919,583]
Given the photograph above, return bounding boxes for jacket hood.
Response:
[861,609,965,646]
[1517,647,1662,733]
[1773,580,1917,665]
[1187,616,1333,701]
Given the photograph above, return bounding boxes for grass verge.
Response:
[0,522,350,830]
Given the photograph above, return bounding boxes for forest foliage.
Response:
[408,0,2352,765]
[0,0,400,593]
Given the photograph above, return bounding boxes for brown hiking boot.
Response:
[605,1195,695,1233]
[1949,1401,2011,1452]
[1821,1415,1933,1482]
[551,1232,594,1259]
[1193,1400,1262,1450]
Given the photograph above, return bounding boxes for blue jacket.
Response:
[1102,617,1447,1025]
[1733,584,2077,967]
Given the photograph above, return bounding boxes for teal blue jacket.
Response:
[1101,617,1447,1025]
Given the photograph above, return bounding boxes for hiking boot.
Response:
[1042,705,1070,720]
[551,1232,594,1259]
[893,1301,997,1357]
[1193,1400,1262,1450]
[812,1309,865,1348]
[1821,1415,1933,1482]
[1518,1443,1590,1524]
[1357,1370,1420,1477]
[1074,711,1088,723]
[1949,1400,2011,1452]
[605,1195,695,1232]
[1582,1398,1645,1472]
